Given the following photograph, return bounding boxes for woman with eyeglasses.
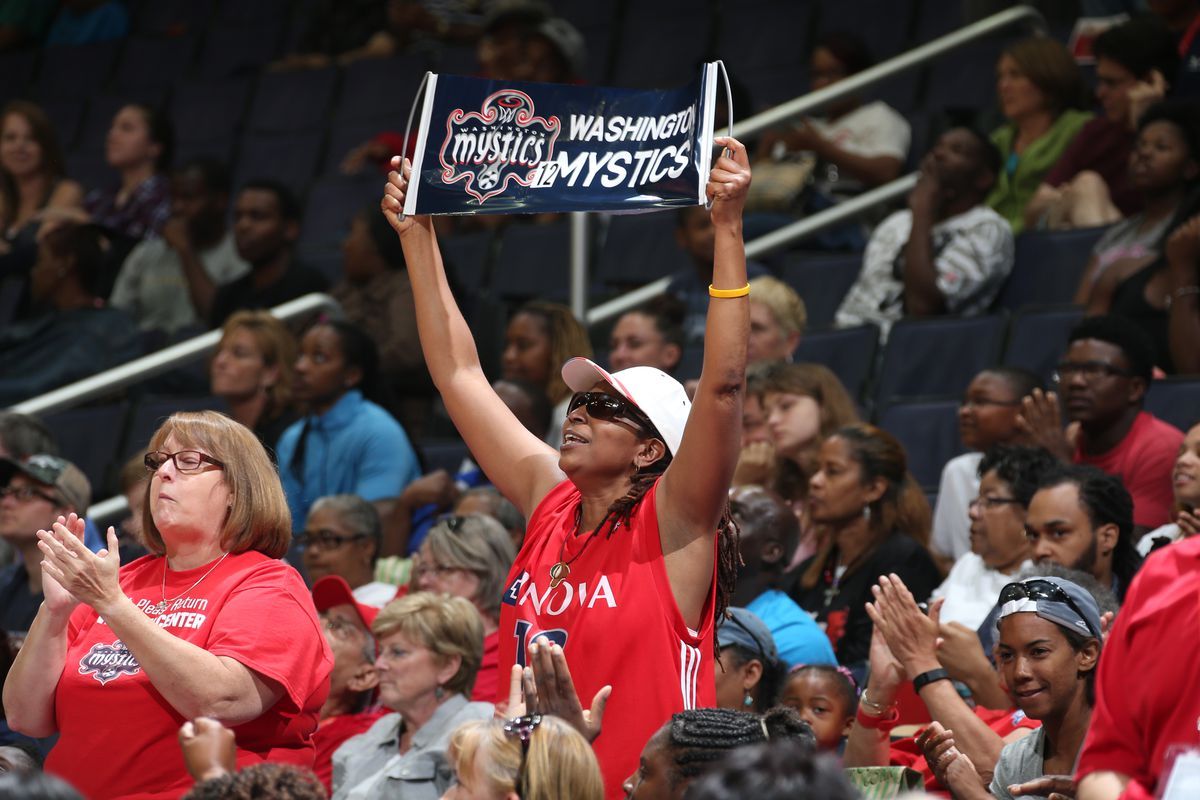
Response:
[3,411,333,799]
[413,514,515,704]
[382,139,750,798]
[331,591,492,800]
[443,713,603,800]
[301,494,396,607]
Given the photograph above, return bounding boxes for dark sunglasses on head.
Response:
[998,578,1100,639]
[568,391,655,433]
[503,713,543,799]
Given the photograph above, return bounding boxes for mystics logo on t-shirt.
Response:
[79,640,141,685]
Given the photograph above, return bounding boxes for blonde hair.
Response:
[749,276,807,337]
[143,411,291,558]
[425,514,516,622]
[447,717,604,800]
[514,302,592,405]
[373,592,483,697]
[214,310,297,420]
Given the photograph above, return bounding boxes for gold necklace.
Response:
[146,552,230,615]
[549,507,615,589]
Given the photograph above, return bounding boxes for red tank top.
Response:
[497,478,716,799]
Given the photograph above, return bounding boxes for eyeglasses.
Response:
[1052,360,1132,383]
[295,529,368,551]
[998,578,1101,639]
[969,495,1023,510]
[144,450,225,474]
[503,713,543,799]
[568,392,656,434]
[0,484,60,505]
[321,614,365,640]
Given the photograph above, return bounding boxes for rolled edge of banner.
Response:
[403,71,438,217]
[699,61,724,209]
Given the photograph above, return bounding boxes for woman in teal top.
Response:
[988,37,1092,234]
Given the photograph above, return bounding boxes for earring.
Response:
[742,690,754,707]
[435,685,445,700]
[862,504,871,522]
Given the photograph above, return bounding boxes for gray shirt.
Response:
[331,695,494,800]
[990,727,1046,800]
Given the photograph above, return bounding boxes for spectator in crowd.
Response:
[751,31,911,248]
[1163,193,1200,373]
[269,0,386,71]
[777,664,857,753]
[1138,420,1199,554]
[686,741,858,800]
[931,577,1103,800]
[931,368,1043,568]
[664,204,769,342]
[0,413,56,567]
[754,361,860,566]
[727,486,836,668]
[0,222,139,406]
[835,127,1013,341]
[209,180,328,328]
[0,455,89,641]
[1076,102,1200,372]
[276,320,421,531]
[45,0,128,45]
[788,423,940,672]
[333,206,431,436]
[1148,0,1200,96]
[444,714,604,800]
[607,294,684,374]
[110,158,249,334]
[384,140,750,796]
[452,486,527,550]
[746,276,806,365]
[183,763,326,800]
[332,592,492,800]
[713,607,787,715]
[0,101,83,295]
[986,37,1091,233]
[0,3,56,51]
[310,575,386,795]
[114,454,149,564]
[731,362,776,489]
[932,445,1058,629]
[500,301,591,445]
[1021,315,1184,531]
[412,514,515,703]
[0,772,83,799]
[1025,18,1179,230]
[623,707,815,799]
[300,494,395,606]
[209,310,298,460]
[3,411,333,798]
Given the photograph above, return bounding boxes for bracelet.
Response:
[1166,285,1200,309]
[856,704,900,732]
[859,690,897,714]
[912,667,952,693]
[709,283,750,298]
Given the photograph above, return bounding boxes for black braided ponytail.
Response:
[666,707,814,787]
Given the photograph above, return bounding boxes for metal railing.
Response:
[578,4,1046,324]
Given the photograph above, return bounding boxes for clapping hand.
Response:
[179,717,236,782]
[1017,389,1074,461]
[37,520,122,616]
[519,637,611,743]
[918,721,990,799]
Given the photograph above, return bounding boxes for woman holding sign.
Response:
[381,138,750,798]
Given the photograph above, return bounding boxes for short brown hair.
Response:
[373,592,483,697]
[1002,37,1087,115]
[143,411,291,558]
[214,311,297,421]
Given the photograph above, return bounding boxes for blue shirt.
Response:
[276,390,420,530]
[748,589,836,669]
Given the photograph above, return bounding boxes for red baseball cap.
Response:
[311,576,379,631]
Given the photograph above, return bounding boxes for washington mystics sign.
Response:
[405,65,719,215]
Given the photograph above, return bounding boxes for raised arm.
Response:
[658,138,751,625]
[382,159,564,516]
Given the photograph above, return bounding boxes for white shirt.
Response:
[353,581,399,608]
[931,453,983,561]
[933,552,1031,630]
[1137,522,1183,557]
[835,206,1015,341]
[809,100,911,161]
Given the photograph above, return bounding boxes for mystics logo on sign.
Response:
[79,640,141,685]
[439,89,560,204]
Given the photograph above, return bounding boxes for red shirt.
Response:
[1074,411,1183,529]
[890,706,1041,793]
[45,552,333,800]
[1076,536,1200,797]
[497,479,717,799]
[471,630,500,703]
[312,709,386,794]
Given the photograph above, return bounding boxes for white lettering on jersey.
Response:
[516,575,618,617]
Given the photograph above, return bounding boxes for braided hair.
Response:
[666,707,814,787]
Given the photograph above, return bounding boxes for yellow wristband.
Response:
[708,283,750,298]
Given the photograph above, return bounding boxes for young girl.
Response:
[779,664,858,752]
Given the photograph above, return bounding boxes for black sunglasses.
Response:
[998,579,1100,639]
[503,713,543,799]
[568,392,656,434]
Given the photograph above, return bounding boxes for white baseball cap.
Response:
[561,358,691,456]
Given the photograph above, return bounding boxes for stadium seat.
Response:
[65,152,114,195]
[816,0,915,60]
[611,1,712,88]
[874,314,1007,408]
[336,55,430,125]
[233,128,325,196]
[212,0,290,26]
[492,221,573,302]
[324,118,405,175]
[417,438,472,475]
[247,66,338,133]
[596,213,691,290]
[39,98,85,151]
[197,25,283,79]
[298,174,381,251]
[41,402,129,493]
[1145,378,1200,433]
[34,40,121,100]
[0,49,38,105]
[111,34,198,91]
[173,136,236,169]
[922,35,1008,115]
[0,277,25,328]
[714,0,814,79]
[171,78,254,144]
[876,398,963,490]
[792,323,880,402]
[121,395,226,460]
[297,246,343,286]
[1001,304,1083,385]
[996,226,1110,311]
[132,0,213,36]
[776,250,863,329]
